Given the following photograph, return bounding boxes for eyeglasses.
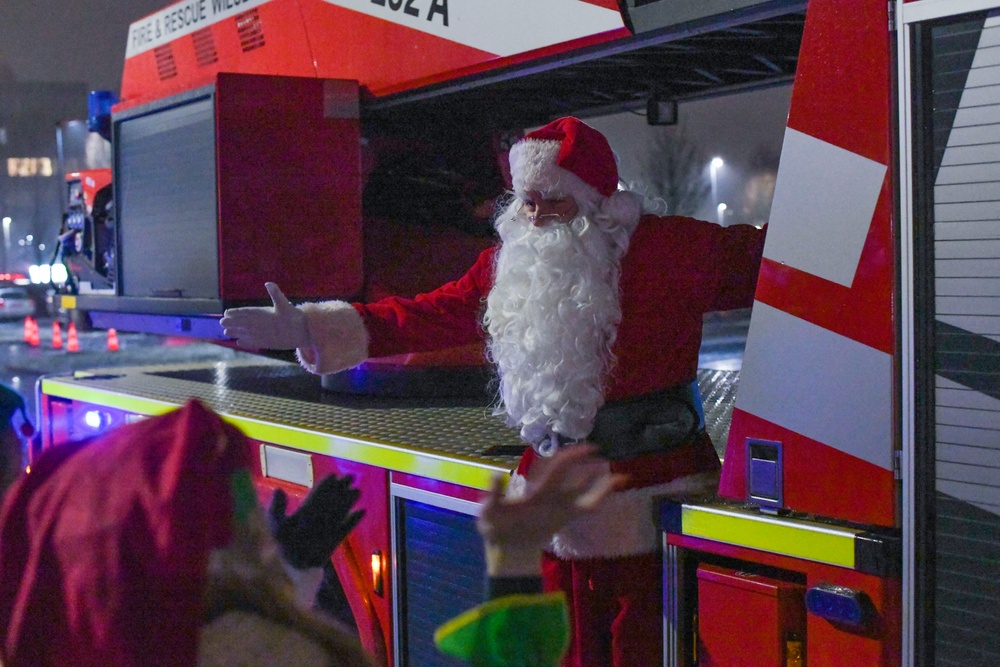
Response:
[516,192,578,225]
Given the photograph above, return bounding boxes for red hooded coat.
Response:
[0,400,251,667]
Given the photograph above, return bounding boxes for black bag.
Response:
[589,382,701,460]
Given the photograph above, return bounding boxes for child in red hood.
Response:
[0,399,373,667]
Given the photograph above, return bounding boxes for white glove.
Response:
[220,282,311,350]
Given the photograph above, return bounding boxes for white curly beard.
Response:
[485,202,631,449]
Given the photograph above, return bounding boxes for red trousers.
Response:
[542,550,663,667]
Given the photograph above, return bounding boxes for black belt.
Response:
[587,382,702,460]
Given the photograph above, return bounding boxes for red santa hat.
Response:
[0,400,253,667]
[509,116,641,225]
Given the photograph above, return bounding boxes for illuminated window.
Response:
[6,158,54,177]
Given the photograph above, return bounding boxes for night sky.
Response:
[0,0,167,93]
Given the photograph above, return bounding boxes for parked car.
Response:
[0,287,37,320]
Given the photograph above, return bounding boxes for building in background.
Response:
[0,76,88,275]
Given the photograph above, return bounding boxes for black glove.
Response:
[269,474,365,570]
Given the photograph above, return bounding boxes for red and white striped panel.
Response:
[718,0,897,527]
[120,0,627,106]
[318,0,623,58]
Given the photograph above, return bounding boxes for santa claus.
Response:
[221,116,766,666]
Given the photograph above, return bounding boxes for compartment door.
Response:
[903,4,1000,664]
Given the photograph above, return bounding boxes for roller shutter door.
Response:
[916,9,1000,665]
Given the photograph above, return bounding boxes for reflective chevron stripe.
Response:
[721,0,897,527]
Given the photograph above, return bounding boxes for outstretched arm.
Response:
[219,247,497,375]
[220,282,370,375]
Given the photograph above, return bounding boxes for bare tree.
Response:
[635,128,710,217]
[739,143,781,226]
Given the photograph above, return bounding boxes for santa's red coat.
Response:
[354,214,765,403]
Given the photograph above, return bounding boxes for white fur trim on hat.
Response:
[295,300,369,375]
[510,139,605,212]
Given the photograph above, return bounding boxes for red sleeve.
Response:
[356,247,496,358]
[623,216,766,316]
[707,222,767,312]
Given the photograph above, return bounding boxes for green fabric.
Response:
[229,468,257,527]
[434,592,569,667]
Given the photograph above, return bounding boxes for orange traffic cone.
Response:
[67,322,79,352]
[28,318,39,347]
[107,328,119,352]
[51,321,62,350]
[23,317,33,344]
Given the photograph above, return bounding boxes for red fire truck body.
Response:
[38,0,1000,665]
[60,168,114,295]
[117,0,630,106]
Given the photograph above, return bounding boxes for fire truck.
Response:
[37,0,1000,664]
[59,169,114,297]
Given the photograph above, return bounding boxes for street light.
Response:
[709,157,724,218]
[1,217,10,272]
[717,202,728,226]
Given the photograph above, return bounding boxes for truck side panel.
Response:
[119,0,629,108]
[721,0,898,528]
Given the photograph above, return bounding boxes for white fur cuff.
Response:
[549,483,662,559]
[550,472,720,559]
[295,300,369,375]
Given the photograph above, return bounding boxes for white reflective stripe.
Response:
[931,11,1000,518]
[126,0,274,58]
[736,301,894,470]
[764,128,887,287]
[901,0,1000,24]
[320,0,624,58]
[260,444,315,487]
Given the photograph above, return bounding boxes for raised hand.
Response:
[477,445,620,576]
[220,282,311,350]
[269,473,366,570]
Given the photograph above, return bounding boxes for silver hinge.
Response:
[893,450,902,480]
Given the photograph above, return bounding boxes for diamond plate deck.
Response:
[697,368,740,459]
[42,360,741,486]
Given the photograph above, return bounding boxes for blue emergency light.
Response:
[87,90,118,141]
[805,583,872,628]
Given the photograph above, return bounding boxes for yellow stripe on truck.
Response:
[681,504,857,568]
[41,376,506,492]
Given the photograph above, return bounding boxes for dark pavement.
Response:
[0,315,257,424]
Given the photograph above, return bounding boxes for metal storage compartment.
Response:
[696,564,805,666]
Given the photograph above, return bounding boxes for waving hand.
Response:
[220,282,311,350]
